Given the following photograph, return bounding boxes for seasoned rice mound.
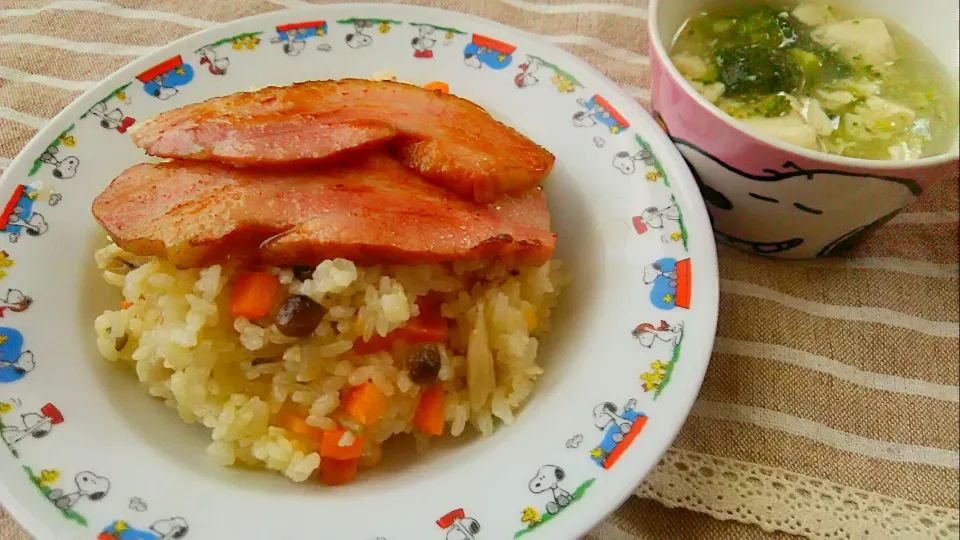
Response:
[94,244,566,482]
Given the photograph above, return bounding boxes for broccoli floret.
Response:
[717,45,802,96]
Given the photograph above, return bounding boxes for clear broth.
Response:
[670,0,959,160]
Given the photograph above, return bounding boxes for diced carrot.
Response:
[351,333,393,355]
[343,382,386,426]
[423,81,449,94]
[352,295,448,354]
[120,300,134,310]
[397,315,448,343]
[319,457,359,485]
[229,271,279,319]
[320,428,363,460]
[277,413,325,441]
[414,384,445,436]
[402,294,447,341]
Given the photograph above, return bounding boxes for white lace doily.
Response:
[637,449,960,539]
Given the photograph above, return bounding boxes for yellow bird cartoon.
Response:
[39,469,59,487]
[521,507,543,527]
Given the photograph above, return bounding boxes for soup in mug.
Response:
[670,0,959,160]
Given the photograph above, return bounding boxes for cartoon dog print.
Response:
[98,517,189,540]
[529,465,571,515]
[632,205,682,244]
[592,400,637,443]
[47,471,110,510]
[643,257,692,310]
[411,24,437,58]
[2,185,50,242]
[573,95,630,134]
[0,288,32,315]
[136,55,194,100]
[345,19,374,49]
[515,55,582,93]
[590,399,647,469]
[38,146,78,180]
[0,327,34,383]
[86,101,136,134]
[613,147,656,175]
[632,320,683,349]
[653,111,923,257]
[0,350,33,383]
[463,34,516,70]
[409,22,465,50]
[514,55,543,88]
[272,21,330,55]
[272,28,308,55]
[1,403,63,455]
[196,45,230,75]
[436,508,480,540]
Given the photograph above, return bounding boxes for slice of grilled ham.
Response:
[92,151,555,269]
[130,79,555,203]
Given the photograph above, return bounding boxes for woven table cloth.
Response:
[1,1,957,538]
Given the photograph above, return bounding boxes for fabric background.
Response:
[1,0,958,538]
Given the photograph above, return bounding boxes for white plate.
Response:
[0,5,718,539]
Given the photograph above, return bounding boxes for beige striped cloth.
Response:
[1,1,957,538]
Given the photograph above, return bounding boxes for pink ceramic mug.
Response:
[648,0,960,259]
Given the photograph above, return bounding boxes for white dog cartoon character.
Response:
[196,45,230,74]
[86,101,136,133]
[514,55,543,88]
[590,398,647,469]
[99,517,188,539]
[271,28,307,55]
[632,320,683,349]
[436,508,480,540]
[411,24,437,58]
[38,146,79,180]
[632,205,683,244]
[613,147,656,175]
[46,471,110,510]
[528,465,571,515]
[345,20,374,49]
[1,402,62,455]
[572,95,630,134]
[592,400,636,443]
[0,288,32,315]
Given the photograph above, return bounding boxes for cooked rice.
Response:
[94,243,565,482]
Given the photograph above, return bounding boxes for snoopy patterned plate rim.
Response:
[0,4,719,539]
